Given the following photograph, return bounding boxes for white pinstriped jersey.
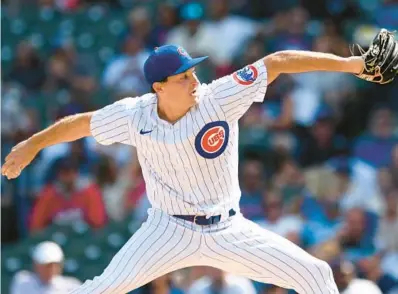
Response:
[90,59,267,216]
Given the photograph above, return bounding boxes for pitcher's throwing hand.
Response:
[2,139,39,179]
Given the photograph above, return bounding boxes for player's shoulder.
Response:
[115,93,156,111]
[203,59,267,94]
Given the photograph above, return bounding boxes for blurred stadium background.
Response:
[1,0,398,293]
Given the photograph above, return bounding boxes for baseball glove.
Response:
[350,28,398,84]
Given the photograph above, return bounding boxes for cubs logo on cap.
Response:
[195,121,229,159]
[232,65,258,85]
[143,44,208,85]
[177,47,189,57]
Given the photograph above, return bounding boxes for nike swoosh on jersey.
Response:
[140,129,153,135]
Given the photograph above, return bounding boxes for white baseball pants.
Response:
[69,208,338,294]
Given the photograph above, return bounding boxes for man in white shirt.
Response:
[331,259,382,294]
[255,190,303,241]
[10,241,81,294]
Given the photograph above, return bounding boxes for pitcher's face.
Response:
[160,68,200,107]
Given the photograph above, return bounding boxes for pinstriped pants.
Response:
[69,208,339,294]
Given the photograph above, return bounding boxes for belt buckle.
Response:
[193,214,199,225]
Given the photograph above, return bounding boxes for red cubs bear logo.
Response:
[232,65,258,85]
[201,127,225,154]
[195,121,229,159]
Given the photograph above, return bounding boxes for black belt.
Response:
[173,209,236,225]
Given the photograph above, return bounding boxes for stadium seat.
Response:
[2,243,33,275]
[63,237,91,259]
[63,257,81,275]
[1,274,13,294]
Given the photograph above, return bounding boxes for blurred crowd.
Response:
[2,0,398,293]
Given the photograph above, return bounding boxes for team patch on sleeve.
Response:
[232,64,258,85]
[195,121,229,159]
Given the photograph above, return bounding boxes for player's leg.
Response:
[69,210,201,294]
[202,215,338,294]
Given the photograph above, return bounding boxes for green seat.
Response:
[76,251,115,282]
[2,244,33,275]
[63,237,91,259]
[76,264,103,282]
[75,32,97,52]
[27,223,75,246]
[92,221,129,251]
[1,274,13,294]
[63,257,82,275]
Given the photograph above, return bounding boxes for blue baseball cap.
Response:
[143,44,208,85]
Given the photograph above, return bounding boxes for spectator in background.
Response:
[94,155,132,222]
[7,41,47,92]
[353,105,397,168]
[374,187,398,287]
[289,31,355,127]
[261,75,296,156]
[29,157,107,232]
[331,259,382,294]
[122,6,153,47]
[1,83,40,146]
[238,159,265,221]
[166,2,213,60]
[149,3,178,48]
[267,6,312,52]
[304,157,351,202]
[40,140,97,186]
[376,168,395,202]
[311,207,375,263]
[126,149,148,223]
[357,254,398,294]
[10,241,81,294]
[205,0,259,73]
[256,189,303,243]
[133,274,184,294]
[262,285,290,294]
[298,107,348,169]
[239,104,271,159]
[261,75,294,132]
[43,46,73,94]
[341,166,394,217]
[373,0,398,30]
[344,105,398,214]
[300,192,343,250]
[272,157,306,206]
[233,37,266,69]
[340,208,377,261]
[295,33,355,117]
[321,19,351,57]
[376,189,398,253]
[125,173,146,219]
[187,267,256,294]
[389,145,398,187]
[59,40,98,100]
[102,34,150,97]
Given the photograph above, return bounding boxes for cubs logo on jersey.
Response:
[232,65,258,85]
[195,121,229,159]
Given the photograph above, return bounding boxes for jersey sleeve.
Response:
[90,98,138,146]
[208,59,267,123]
